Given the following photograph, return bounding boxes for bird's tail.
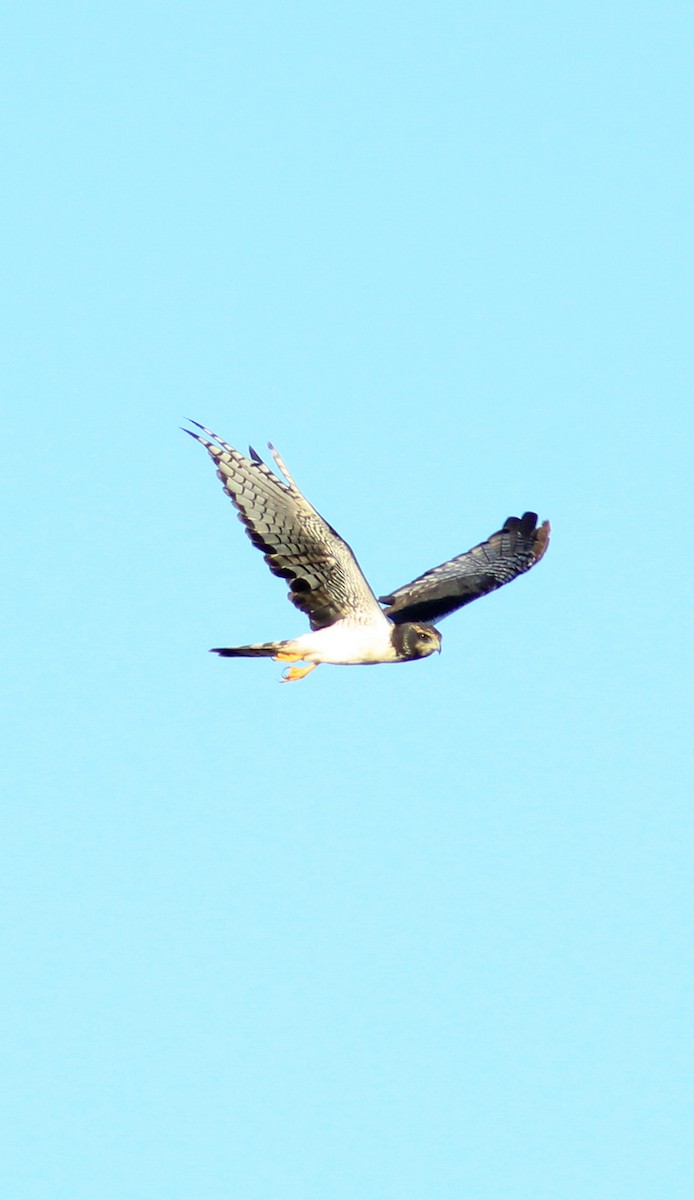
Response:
[210,641,289,658]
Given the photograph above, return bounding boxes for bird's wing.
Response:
[379,512,550,625]
[185,421,385,631]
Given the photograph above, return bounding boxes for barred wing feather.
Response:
[379,512,550,625]
[184,421,384,631]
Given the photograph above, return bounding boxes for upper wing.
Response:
[379,512,550,625]
[185,421,385,631]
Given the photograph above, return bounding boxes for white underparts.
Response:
[277,617,399,666]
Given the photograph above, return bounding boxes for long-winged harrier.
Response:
[185,420,550,681]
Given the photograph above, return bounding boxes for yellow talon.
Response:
[274,650,303,663]
[280,663,318,683]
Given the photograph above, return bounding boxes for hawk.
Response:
[185,421,550,681]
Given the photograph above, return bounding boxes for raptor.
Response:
[185,421,550,681]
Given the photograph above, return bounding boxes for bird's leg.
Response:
[280,663,318,683]
[273,646,317,679]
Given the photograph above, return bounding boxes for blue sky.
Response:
[3,2,693,1197]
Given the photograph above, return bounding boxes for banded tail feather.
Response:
[210,641,288,658]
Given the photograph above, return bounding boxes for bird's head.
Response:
[393,622,442,661]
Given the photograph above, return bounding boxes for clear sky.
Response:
[3,3,693,1197]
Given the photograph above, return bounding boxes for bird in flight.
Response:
[185,421,550,682]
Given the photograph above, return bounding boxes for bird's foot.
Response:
[280,663,317,683]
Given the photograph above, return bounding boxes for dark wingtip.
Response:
[182,419,209,441]
[502,512,550,561]
[249,445,262,464]
[503,512,538,533]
